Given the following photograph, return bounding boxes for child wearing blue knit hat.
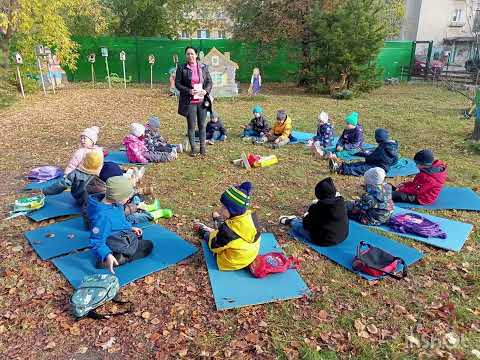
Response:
[193,181,262,271]
[242,105,270,143]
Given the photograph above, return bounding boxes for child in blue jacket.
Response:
[309,111,335,158]
[334,112,364,152]
[330,128,399,176]
[87,176,153,273]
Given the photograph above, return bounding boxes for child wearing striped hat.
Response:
[194,181,262,271]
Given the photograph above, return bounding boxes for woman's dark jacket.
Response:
[175,63,213,117]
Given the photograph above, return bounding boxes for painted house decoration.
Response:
[202,47,239,97]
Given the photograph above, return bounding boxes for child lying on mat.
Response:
[87,176,154,273]
[194,181,261,271]
[206,112,227,144]
[43,151,105,211]
[307,111,335,158]
[391,149,447,205]
[346,167,394,226]
[279,177,349,246]
[144,116,183,162]
[329,128,399,176]
[65,126,103,175]
[242,105,270,142]
[266,110,292,148]
[334,112,364,153]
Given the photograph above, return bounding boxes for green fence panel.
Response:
[67,37,412,84]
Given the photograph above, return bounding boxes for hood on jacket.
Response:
[225,210,258,243]
[315,177,337,200]
[421,160,447,180]
[375,128,389,143]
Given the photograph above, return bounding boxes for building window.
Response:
[180,31,189,39]
[218,30,226,39]
[211,55,219,66]
[452,9,463,23]
[211,72,223,86]
[197,30,210,39]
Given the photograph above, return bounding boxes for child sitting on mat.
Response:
[44,150,104,209]
[123,123,149,164]
[206,112,227,144]
[279,177,349,246]
[193,181,261,271]
[144,116,182,163]
[346,167,394,226]
[329,128,398,176]
[266,110,292,148]
[308,111,335,158]
[65,126,102,175]
[333,112,363,154]
[392,149,447,205]
[87,176,154,274]
[242,105,270,142]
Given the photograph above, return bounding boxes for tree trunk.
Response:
[0,37,10,69]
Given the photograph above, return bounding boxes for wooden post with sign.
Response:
[88,53,96,84]
[35,45,47,96]
[148,54,155,89]
[13,52,25,98]
[101,47,111,88]
[120,50,127,89]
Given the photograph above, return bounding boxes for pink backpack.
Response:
[249,252,300,278]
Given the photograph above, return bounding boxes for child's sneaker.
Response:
[207,140,215,145]
[328,158,339,173]
[150,208,173,220]
[242,136,252,142]
[140,199,161,212]
[176,143,184,153]
[279,215,297,225]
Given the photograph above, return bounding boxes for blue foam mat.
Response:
[27,192,81,222]
[396,187,480,211]
[364,207,473,252]
[23,177,62,191]
[289,221,423,281]
[52,224,198,289]
[104,151,148,165]
[24,218,152,260]
[25,217,90,260]
[202,233,310,310]
[386,158,419,178]
[327,144,376,161]
[290,131,316,144]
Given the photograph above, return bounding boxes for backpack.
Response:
[249,252,300,278]
[352,241,407,279]
[70,274,131,319]
[26,166,63,182]
[388,213,447,239]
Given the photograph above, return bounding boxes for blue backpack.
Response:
[70,274,130,319]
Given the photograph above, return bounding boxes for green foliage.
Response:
[308,0,387,93]
[300,347,338,360]
[332,89,353,100]
[102,0,196,37]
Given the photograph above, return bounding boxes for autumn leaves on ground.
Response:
[0,83,479,359]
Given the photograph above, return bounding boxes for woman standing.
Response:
[175,47,213,157]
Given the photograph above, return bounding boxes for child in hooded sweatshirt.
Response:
[266,110,292,148]
[279,177,349,246]
[392,149,447,205]
[346,167,394,226]
[44,150,105,209]
[65,126,102,175]
[87,176,154,274]
[329,128,399,176]
[123,123,149,164]
[242,105,270,141]
[334,112,364,153]
[144,116,182,163]
[206,112,227,144]
[193,181,261,271]
[309,111,335,158]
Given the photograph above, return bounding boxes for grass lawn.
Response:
[0,83,479,359]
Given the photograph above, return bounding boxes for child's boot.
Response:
[328,158,340,173]
[150,208,173,220]
[140,199,161,212]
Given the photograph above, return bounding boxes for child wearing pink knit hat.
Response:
[65,126,102,175]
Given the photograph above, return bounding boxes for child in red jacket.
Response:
[392,149,447,205]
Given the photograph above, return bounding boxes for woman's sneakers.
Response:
[279,215,297,226]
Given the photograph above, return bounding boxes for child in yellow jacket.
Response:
[194,181,261,271]
[266,110,292,148]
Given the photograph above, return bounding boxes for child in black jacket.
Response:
[206,112,227,144]
[279,177,349,246]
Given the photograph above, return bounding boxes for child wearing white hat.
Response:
[65,126,102,175]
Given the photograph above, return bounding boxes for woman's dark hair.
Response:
[185,46,197,54]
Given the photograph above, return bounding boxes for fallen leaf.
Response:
[77,346,88,354]
[144,276,155,285]
[357,330,369,339]
[472,349,480,359]
[445,332,459,346]
[36,287,46,296]
[100,337,115,350]
[354,319,365,332]
[151,318,160,325]
[394,304,407,314]
[45,341,56,350]
[69,325,81,336]
[259,321,268,327]
[406,335,420,347]
[46,312,57,319]
[178,348,188,357]
[366,324,378,335]
[141,311,151,320]
[12,245,22,252]
[245,332,259,343]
